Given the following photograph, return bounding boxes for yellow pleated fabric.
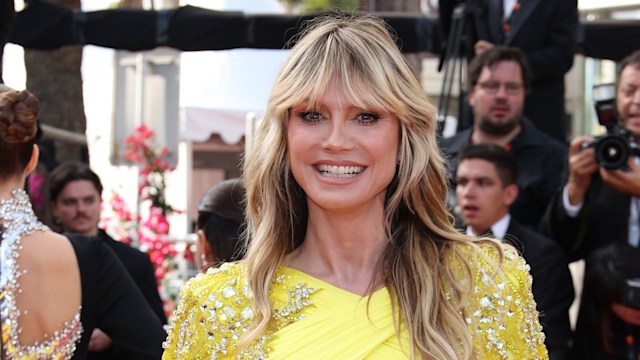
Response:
[162,244,548,359]
[268,268,411,359]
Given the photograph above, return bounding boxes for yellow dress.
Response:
[163,245,548,359]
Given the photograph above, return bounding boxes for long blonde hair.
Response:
[242,13,501,359]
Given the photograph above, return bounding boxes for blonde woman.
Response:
[163,14,547,359]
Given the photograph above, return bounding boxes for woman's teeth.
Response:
[316,164,364,177]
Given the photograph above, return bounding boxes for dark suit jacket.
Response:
[484,0,578,142]
[541,174,636,359]
[437,0,577,141]
[97,230,166,323]
[88,230,167,360]
[67,234,166,360]
[0,0,15,84]
[504,219,574,360]
[439,117,568,229]
[540,173,631,261]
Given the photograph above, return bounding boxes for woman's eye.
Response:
[300,111,322,122]
[357,112,379,124]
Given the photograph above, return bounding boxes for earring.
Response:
[54,217,62,225]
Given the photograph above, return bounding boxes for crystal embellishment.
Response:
[0,189,83,359]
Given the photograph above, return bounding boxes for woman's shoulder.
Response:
[169,261,250,322]
[464,242,548,359]
[163,262,258,359]
[474,241,533,286]
[179,261,248,299]
[4,232,83,359]
[21,231,79,276]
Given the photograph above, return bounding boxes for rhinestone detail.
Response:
[1,189,83,359]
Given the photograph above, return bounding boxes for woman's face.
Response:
[287,80,400,213]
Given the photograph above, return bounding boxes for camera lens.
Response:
[595,136,629,170]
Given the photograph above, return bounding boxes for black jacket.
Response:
[438,0,577,141]
[86,230,167,360]
[440,117,568,229]
[541,172,638,359]
[97,229,166,323]
[541,173,632,261]
[67,234,166,360]
[505,219,574,360]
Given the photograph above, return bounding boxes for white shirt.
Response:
[562,185,640,247]
[466,213,511,241]
[503,0,518,19]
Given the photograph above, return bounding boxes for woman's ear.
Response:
[197,229,215,264]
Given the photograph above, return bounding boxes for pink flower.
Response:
[156,221,169,235]
[27,173,46,210]
[154,267,166,280]
[136,124,155,140]
[107,125,185,316]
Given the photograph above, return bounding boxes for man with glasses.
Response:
[439,0,577,142]
[439,46,567,231]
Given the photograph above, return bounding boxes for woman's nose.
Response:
[323,119,353,151]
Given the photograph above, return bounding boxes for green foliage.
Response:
[303,0,360,12]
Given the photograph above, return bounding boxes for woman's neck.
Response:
[285,205,388,295]
[0,176,25,199]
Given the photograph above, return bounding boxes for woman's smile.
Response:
[287,80,399,211]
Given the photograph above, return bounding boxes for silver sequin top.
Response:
[0,189,83,359]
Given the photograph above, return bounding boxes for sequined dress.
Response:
[1,189,167,359]
[163,245,549,359]
[0,189,83,359]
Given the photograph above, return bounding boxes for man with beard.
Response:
[49,161,167,359]
[439,46,567,230]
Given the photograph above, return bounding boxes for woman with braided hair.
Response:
[0,85,165,359]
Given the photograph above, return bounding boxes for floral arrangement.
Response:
[107,124,194,316]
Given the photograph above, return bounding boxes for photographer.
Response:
[574,243,640,359]
[541,49,640,358]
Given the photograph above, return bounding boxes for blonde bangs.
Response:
[269,21,418,125]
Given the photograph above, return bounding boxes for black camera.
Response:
[622,278,640,309]
[582,83,640,170]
